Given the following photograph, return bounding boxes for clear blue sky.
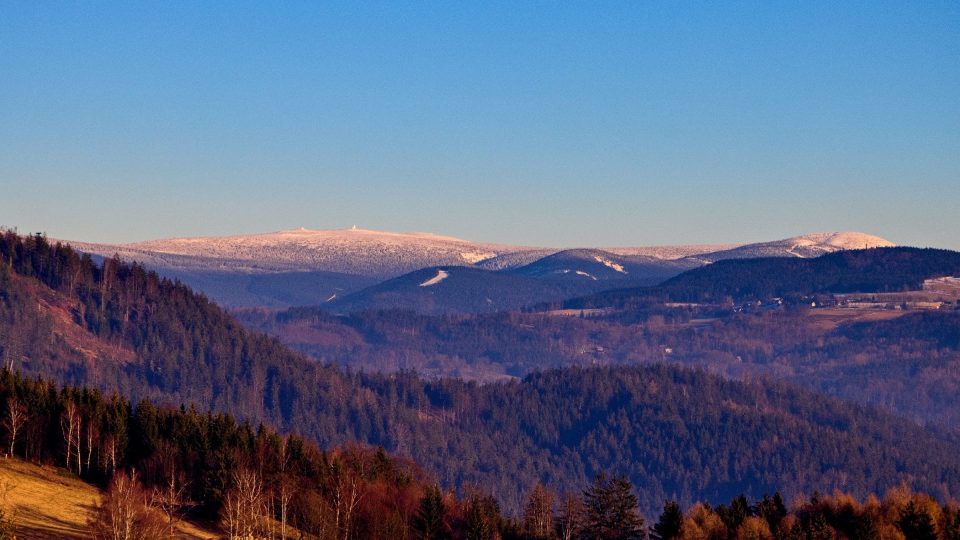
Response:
[1,2,958,249]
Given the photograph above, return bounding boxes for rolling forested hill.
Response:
[239,300,960,431]
[566,247,960,308]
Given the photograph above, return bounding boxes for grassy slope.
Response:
[0,458,217,539]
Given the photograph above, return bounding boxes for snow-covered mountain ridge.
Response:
[688,232,895,263]
[69,227,520,277]
[67,229,895,279]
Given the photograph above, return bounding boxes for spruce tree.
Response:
[942,509,960,540]
[851,513,879,540]
[717,494,750,533]
[754,492,787,532]
[580,473,645,540]
[898,500,937,540]
[650,500,682,540]
[803,511,834,540]
[413,485,447,540]
[464,494,499,540]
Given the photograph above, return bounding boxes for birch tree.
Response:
[3,397,26,458]
[89,469,164,540]
[222,468,268,539]
[61,400,79,472]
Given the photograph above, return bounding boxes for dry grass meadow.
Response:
[0,458,217,539]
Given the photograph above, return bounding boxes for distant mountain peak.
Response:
[688,231,896,263]
[786,231,895,250]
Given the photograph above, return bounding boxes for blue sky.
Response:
[1,2,958,248]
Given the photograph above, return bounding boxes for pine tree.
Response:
[412,485,447,540]
[650,500,682,540]
[717,494,750,533]
[754,493,787,532]
[464,494,500,540]
[942,509,960,540]
[580,473,645,540]
[850,513,879,540]
[803,511,834,540]
[897,500,937,540]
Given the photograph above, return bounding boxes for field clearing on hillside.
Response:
[924,276,960,295]
[0,459,217,539]
[806,308,909,331]
[0,459,97,539]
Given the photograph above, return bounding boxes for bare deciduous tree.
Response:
[329,462,365,540]
[101,434,119,475]
[3,397,26,459]
[61,400,80,472]
[276,439,295,540]
[89,469,165,540]
[221,468,268,539]
[556,492,583,540]
[85,417,97,473]
[523,483,556,539]
[151,463,191,539]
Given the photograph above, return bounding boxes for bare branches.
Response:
[3,397,26,459]
[88,470,165,540]
[60,400,79,473]
[150,465,191,539]
[221,468,269,539]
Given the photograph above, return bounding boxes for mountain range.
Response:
[67,228,894,311]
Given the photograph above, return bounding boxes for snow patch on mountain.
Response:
[575,270,598,281]
[593,255,628,274]
[419,270,450,287]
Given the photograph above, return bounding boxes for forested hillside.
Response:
[240,302,960,430]
[4,372,959,539]
[0,370,427,538]
[2,232,960,517]
[569,247,960,308]
[325,266,607,315]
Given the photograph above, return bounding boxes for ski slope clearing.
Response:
[419,269,450,287]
